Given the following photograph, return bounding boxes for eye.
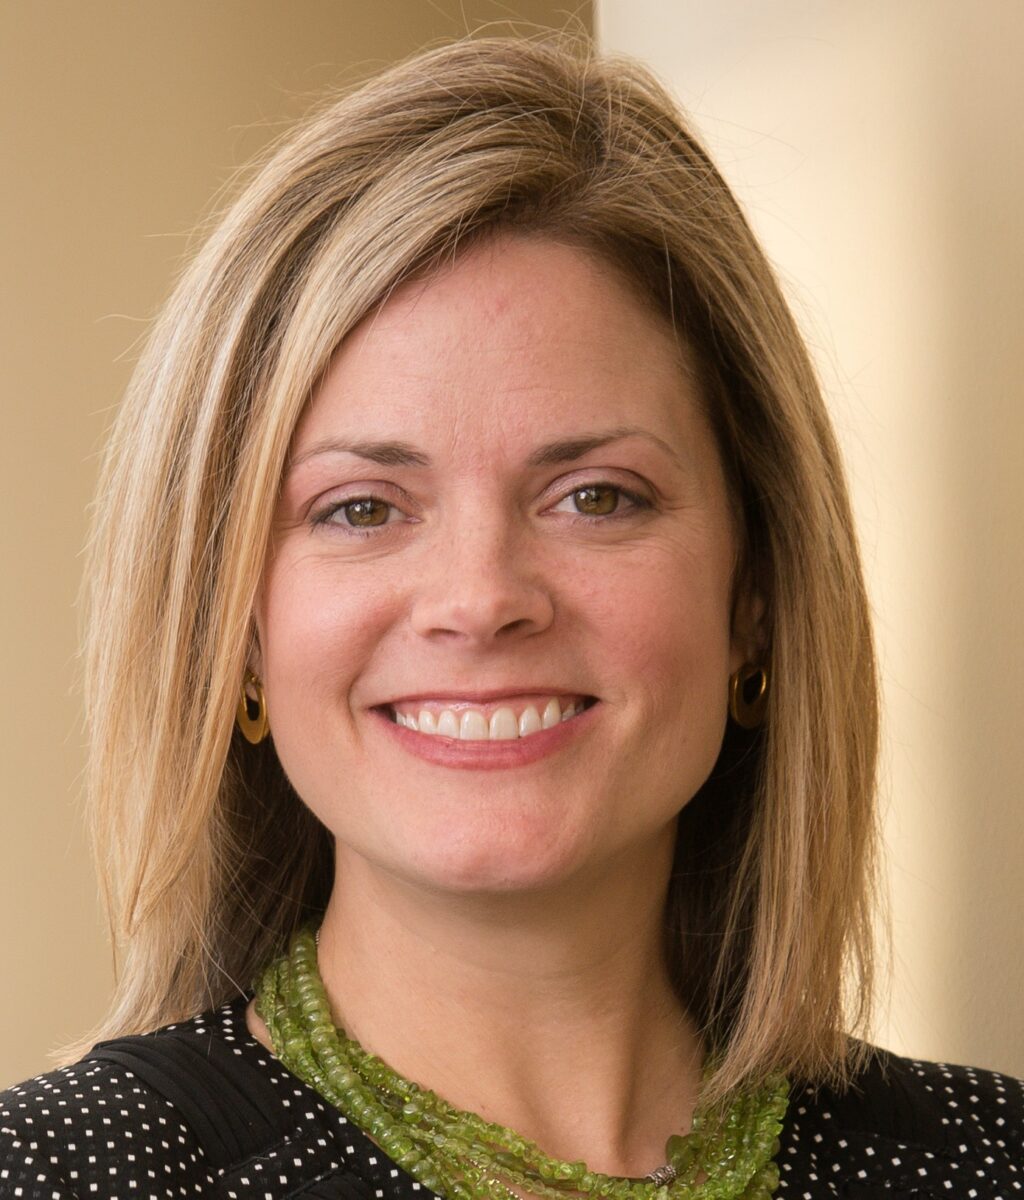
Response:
[340,497,391,527]
[553,483,653,520]
[311,495,400,535]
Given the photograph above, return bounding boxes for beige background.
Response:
[0,0,591,1089]
[4,0,1022,1090]
[599,0,1024,1075]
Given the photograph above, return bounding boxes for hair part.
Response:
[69,32,881,1105]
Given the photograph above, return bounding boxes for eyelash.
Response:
[310,483,654,540]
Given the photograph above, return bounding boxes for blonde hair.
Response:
[70,34,880,1101]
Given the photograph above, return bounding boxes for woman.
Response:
[1,34,1019,1199]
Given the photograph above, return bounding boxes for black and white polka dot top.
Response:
[0,993,1021,1198]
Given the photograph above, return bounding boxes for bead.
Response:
[394,1137,418,1159]
[418,1167,442,1191]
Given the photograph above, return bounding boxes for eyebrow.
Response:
[288,425,683,473]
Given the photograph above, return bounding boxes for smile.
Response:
[371,694,601,771]
[386,694,596,740]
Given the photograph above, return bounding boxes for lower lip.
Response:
[370,701,600,770]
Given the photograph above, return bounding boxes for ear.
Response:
[729,568,768,673]
[245,623,264,682]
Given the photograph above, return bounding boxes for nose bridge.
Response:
[409,488,553,644]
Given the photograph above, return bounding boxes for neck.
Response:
[314,828,703,1177]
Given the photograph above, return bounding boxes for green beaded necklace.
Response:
[254,927,789,1200]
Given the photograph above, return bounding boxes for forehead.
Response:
[292,236,708,461]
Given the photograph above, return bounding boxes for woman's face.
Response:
[255,235,757,896]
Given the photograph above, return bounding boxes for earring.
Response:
[729,663,768,730]
[236,670,270,744]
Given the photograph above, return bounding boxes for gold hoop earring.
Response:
[729,663,768,730]
[236,670,270,744]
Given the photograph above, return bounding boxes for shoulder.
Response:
[0,996,355,1198]
[0,1051,211,1196]
[779,1043,1023,1196]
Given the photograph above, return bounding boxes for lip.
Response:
[369,698,601,771]
[378,688,593,705]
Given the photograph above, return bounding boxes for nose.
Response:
[408,505,555,646]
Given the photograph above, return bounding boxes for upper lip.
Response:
[375,688,595,706]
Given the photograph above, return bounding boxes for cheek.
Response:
[583,539,736,798]
[256,556,393,739]
[587,538,735,693]
[254,558,400,836]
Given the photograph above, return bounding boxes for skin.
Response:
[245,234,762,1176]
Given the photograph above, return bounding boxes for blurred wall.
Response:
[598,0,1024,1074]
[0,0,592,1089]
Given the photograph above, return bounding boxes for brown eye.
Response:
[572,485,620,516]
[342,498,391,527]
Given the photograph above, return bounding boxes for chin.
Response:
[395,823,594,897]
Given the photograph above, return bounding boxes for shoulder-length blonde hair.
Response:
[70,33,880,1102]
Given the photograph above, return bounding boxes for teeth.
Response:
[459,710,489,740]
[394,697,586,741]
[436,710,459,737]
[489,708,519,740]
[518,706,542,737]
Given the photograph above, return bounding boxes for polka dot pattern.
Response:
[1,995,1021,1197]
[777,1050,1024,1196]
